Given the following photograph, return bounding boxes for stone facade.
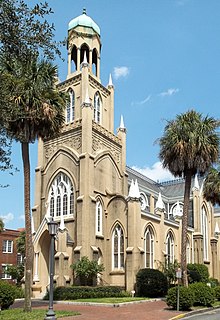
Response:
[32,10,220,297]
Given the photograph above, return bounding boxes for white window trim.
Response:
[66,89,75,123]
[201,207,209,261]
[48,172,74,219]
[3,240,13,253]
[166,232,174,264]
[1,264,12,279]
[96,201,103,236]
[112,225,124,270]
[144,226,154,268]
[94,92,102,124]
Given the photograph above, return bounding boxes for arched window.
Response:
[94,92,101,123]
[96,200,103,235]
[66,89,75,123]
[112,224,124,270]
[201,206,209,261]
[48,172,74,218]
[144,226,154,268]
[186,238,191,264]
[166,231,174,266]
[140,192,149,211]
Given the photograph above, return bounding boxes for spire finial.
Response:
[83,8,86,15]
[108,73,114,87]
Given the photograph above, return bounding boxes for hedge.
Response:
[44,286,128,300]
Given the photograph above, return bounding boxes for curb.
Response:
[169,305,220,319]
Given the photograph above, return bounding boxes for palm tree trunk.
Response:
[181,170,192,287]
[22,141,33,312]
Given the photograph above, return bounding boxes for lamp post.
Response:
[45,218,58,320]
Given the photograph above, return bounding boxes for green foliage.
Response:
[189,282,214,307]
[0,280,16,310]
[214,286,220,300]
[157,259,180,286]
[136,268,168,298]
[71,256,105,286]
[44,286,127,300]
[0,0,63,62]
[6,264,24,286]
[0,308,79,319]
[203,167,220,205]
[166,286,195,311]
[16,230,25,256]
[187,263,209,284]
[208,277,219,288]
[159,110,220,178]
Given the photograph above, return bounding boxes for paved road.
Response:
[185,308,220,320]
[12,299,184,320]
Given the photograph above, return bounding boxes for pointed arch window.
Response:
[201,206,209,261]
[94,92,101,123]
[144,226,154,268]
[166,231,174,266]
[96,200,103,235]
[66,89,75,123]
[48,172,74,218]
[112,224,124,270]
[186,238,191,264]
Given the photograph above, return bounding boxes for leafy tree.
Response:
[0,0,66,312]
[71,256,105,286]
[159,110,220,286]
[0,0,63,61]
[0,128,13,183]
[16,230,25,256]
[203,167,220,206]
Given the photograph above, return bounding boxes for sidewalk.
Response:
[13,299,185,320]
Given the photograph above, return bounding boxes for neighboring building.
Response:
[0,228,23,283]
[32,10,220,297]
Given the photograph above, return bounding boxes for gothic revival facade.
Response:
[32,10,220,297]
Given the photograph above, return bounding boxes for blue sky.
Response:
[1,0,220,229]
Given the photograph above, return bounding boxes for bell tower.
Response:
[33,9,128,295]
[67,8,101,79]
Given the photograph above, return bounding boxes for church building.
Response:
[32,10,220,297]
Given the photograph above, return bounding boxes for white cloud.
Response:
[0,212,14,224]
[133,95,151,106]
[19,214,25,221]
[113,66,129,80]
[159,88,179,97]
[132,161,175,182]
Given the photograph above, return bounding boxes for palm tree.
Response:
[0,218,4,232]
[159,110,220,286]
[203,167,220,205]
[0,54,66,311]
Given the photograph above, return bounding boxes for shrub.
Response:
[44,286,127,300]
[189,282,214,307]
[214,286,220,300]
[187,263,209,284]
[71,256,105,286]
[166,286,195,311]
[0,280,16,310]
[208,278,219,288]
[136,268,168,298]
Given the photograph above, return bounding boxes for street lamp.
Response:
[45,218,58,320]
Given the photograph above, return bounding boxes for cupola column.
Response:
[77,48,81,72]
[68,49,71,75]
[97,56,100,79]
[89,49,92,73]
